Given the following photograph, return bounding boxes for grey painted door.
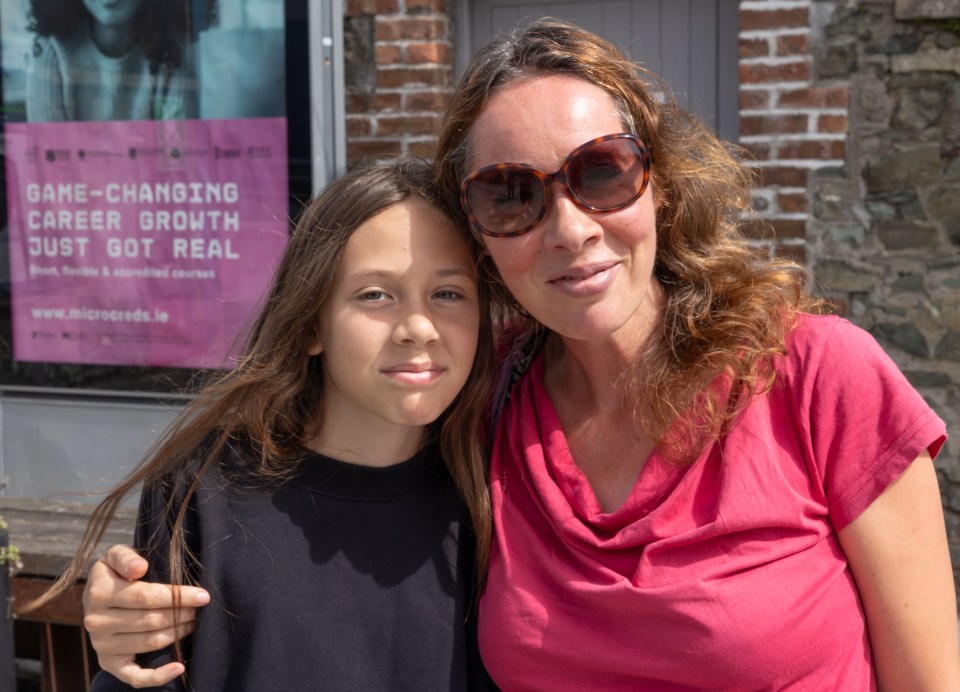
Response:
[465,0,739,141]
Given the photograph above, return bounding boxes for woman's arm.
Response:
[83,545,210,688]
[837,451,960,691]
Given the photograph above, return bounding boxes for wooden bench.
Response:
[1,498,135,692]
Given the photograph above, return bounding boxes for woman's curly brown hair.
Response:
[434,18,825,458]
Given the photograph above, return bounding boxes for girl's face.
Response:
[82,0,143,28]
[466,75,662,349]
[310,199,480,458]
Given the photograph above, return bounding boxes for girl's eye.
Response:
[433,289,464,301]
[358,290,390,302]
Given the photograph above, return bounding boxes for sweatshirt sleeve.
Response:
[806,318,947,531]
[124,480,191,691]
[87,478,188,692]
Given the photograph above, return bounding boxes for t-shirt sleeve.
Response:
[807,318,947,531]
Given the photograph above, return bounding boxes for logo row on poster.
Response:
[22,144,276,164]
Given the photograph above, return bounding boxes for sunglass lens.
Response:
[568,138,647,210]
[467,167,544,236]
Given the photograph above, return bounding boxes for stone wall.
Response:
[805,0,960,593]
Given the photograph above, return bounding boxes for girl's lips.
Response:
[382,363,444,386]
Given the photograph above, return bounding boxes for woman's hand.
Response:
[838,452,960,691]
[82,544,210,688]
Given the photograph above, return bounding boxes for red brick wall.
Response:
[738,1,849,263]
[344,0,454,165]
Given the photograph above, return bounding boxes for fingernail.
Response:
[193,590,210,606]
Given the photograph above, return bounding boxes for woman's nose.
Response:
[541,183,602,251]
[393,310,439,346]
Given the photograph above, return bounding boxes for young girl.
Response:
[26,0,205,121]
[27,157,496,690]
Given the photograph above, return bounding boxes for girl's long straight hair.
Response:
[25,156,495,614]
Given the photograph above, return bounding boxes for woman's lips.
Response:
[547,261,620,297]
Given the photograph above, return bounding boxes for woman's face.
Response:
[467,75,662,346]
[82,0,143,29]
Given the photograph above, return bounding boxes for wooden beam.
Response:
[13,578,84,626]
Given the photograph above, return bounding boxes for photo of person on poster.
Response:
[24,0,205,122]
[3,0,285,123]
[0,0,294,371]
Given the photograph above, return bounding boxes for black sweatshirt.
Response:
[91,440,492,691]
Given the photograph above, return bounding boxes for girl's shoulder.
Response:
[149,434,258,494]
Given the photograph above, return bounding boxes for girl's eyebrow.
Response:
[436,268,475,278]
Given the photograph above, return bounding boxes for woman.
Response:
[81,19,959,690]
[26,0,201,121]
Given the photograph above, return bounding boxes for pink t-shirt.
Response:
[479,315,946,691]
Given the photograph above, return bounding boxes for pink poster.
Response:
[5,118,289,368]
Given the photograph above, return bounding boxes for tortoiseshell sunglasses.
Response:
[460,133,651,238]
